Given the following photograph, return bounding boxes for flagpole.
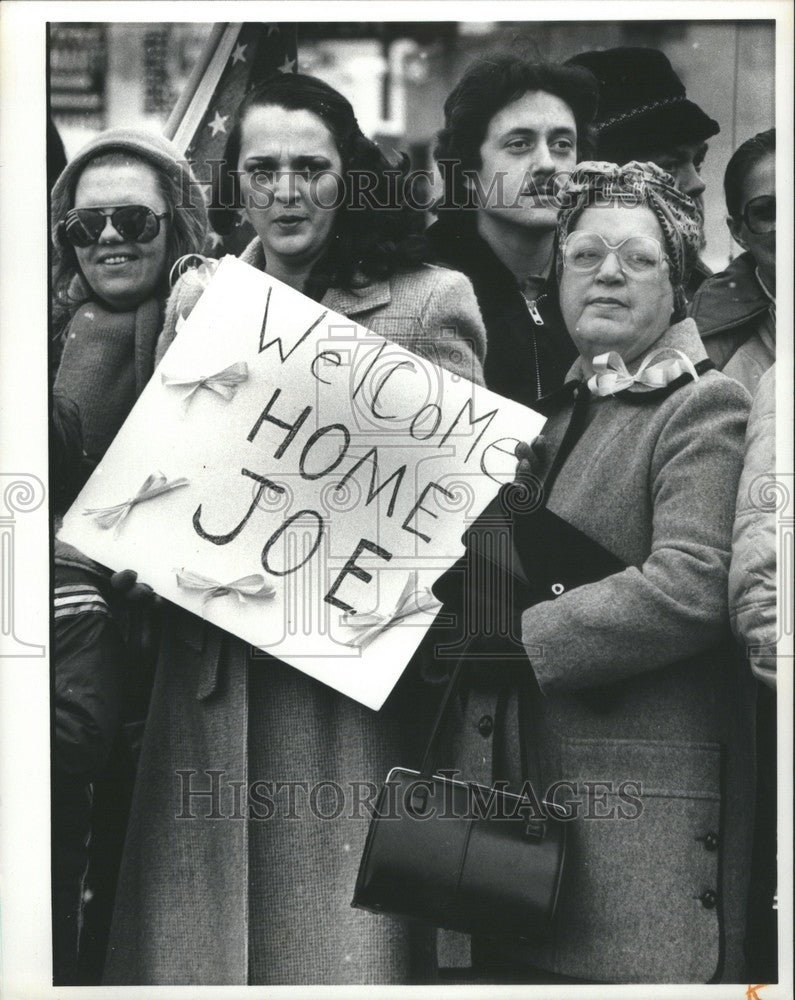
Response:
[164,23,242,150]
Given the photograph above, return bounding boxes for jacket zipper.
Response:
[526,297,545,326]
[530,330,542,399]
[524,292,546,399]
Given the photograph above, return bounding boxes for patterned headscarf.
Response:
[556,161,702,320]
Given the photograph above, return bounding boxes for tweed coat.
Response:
[154,238,486,382]
[441,319,754,984]
[103,245,486,985]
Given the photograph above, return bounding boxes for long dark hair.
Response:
[210,73,427,287]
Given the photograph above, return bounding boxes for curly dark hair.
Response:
[433,55,598,211]
[210,73,427,288]
[724,128,775,222]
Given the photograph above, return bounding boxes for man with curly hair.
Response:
[428,56,598,405]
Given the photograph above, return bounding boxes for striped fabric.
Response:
[54,583,108,621]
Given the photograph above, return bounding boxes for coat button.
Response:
[703,831,719,852]
[699,890,718,909]
[551,582,565,596]
[477,715,494,737]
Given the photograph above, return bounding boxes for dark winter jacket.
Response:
[690,252,774,397]
[426,215,577,405]
[54,540,127,777]
[686,257,712,303]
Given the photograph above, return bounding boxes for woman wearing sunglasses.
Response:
[48,130,208,984]
[691,128,776,398]
[51,128,208,460]
[435,163,753,983]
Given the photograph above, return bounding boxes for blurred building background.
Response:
[49,20,775,271]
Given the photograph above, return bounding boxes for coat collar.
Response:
[556,318,710,405]
[238,236,392,315]
[427,215,556,297]
[427,215,510,282]
[322,279,392,316]
[690,252,769,337]
[240,237,266,269]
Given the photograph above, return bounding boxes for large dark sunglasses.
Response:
[60,205,169,247]
[741,195,775,235]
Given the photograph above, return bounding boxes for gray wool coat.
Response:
[103,245,486,985]
[444,319,755,984]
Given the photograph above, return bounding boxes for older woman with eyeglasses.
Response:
[434,162,755,985]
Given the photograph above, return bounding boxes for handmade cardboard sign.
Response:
[59,257,545,709]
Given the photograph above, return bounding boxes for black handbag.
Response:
[352,490,627,941]
[352,655,567,940]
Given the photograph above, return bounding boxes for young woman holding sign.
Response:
[104,75,486,986]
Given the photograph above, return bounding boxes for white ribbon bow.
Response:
[168,253,218,290]
[162,361,249,408]
[587,348,699,397]
[83,472,189,534]
[342,571,441,650]
[175,568,275,606]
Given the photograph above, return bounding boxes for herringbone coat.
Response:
[103,244,485,985]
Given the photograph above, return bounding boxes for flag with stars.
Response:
[170,22,298,256]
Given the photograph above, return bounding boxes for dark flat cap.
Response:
[565,47,720,161]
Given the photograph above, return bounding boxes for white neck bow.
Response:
[587,348,700,397]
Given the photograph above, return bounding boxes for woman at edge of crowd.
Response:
[102,73,486,986]
[49,130,208,984]
[691,127,778,981]
[690,127,776,398]
[436,161,754,984]
[695,127,778,981]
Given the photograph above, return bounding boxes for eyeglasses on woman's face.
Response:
[61,205,169,248]
[562,231,670,278]
[741,195,775,235]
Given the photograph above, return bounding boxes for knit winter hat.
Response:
[565,48,720,163]
[557,161,702,320]
[51,127,207,250]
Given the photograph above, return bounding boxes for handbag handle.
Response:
[418,648,542,810]
[418,656,467,782]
